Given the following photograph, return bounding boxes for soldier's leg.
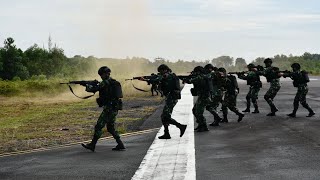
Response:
[206,102,222,122]
[194,97,209,131]
[82,109,108,152]
[264,85,280,116]
[287,89,300,117]
[151,85,155,96]
[104,109,125,150]
[251,88,260,113]
[221,100,229,123]
[227,95,244,122]
[243,88,252,112]
[299,86,315,117]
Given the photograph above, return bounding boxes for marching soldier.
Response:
[281,63,315,117]
[238,63,262,113]
[82,66,125,152]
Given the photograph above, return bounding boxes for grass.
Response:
[0,95,163,153]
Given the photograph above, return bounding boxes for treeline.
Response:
[1,37,320,82]
[0,37,96,81]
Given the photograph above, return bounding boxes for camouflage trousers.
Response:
[193,96,211,127]
[222,93,241,116]
[161,97,181,126]
[264,82,281,109]
[206,94,223,111]
[246,86,260,109]
[293,85,313,113]
[94,106,120,140]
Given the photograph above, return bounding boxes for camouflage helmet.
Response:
[157,64,171,72]
[218,67,226,73]
[264,58,272,64]
[247,63,255,68]
[204,64,214,70]
[193,66,205,73]
[98,66,111,75]
[291,63,301,69]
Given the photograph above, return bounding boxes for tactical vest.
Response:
[247,71,262,87]
[265,66,280,82]
[225,75,239,95]
[97,78,123,108]
[292,71,310,87]
[160,73,181,99]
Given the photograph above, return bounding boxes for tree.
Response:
[235,58,247,68]
[212,56,234,68]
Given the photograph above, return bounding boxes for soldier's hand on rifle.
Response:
[139,77,145,81]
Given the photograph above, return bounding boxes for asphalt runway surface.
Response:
[0,77,319,180]
[196,77,320,180]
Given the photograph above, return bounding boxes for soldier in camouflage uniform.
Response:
[145,64,187,139]
[82,66,125,152]
[219,68,244,123]
[238,63,262,113]
[148,73,162,96]
[258,58,281,116]
[202,64,224,127]
[281,63,315,117]
[184,66,220,132]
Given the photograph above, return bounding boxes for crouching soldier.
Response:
[144,64,187,139]
[82,66,125,151]
[281,63,315,117]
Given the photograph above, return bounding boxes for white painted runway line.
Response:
[132,84,195,180]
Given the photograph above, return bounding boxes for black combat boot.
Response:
[307,111,315,117]
[267,104,278,116]
[81,135,98,152]
[287,112,296,117]
[194,125,200,131]
[178,124,187,137]
[158,125,171,139]
[197,125,209,132]
[220,118,229,123]
[303,104,315,117]
[112,138,126,151]
[237,112,245,122]
[209,120,220,126]
[242,101,250,112]
[252,104,259,114]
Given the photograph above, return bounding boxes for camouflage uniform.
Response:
[284,68,315,117]
[188,73,216,131]
[238,71,262,113]
[151,69,187,139]
[260,66,281,115]
[149,73,162,96]
[82,75,125,151]
[221,75,244,122]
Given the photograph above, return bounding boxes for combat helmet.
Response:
[98,66,111,75]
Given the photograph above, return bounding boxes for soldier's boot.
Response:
[220,112,228,123]
[242,104,250,112]
[267,104,278,116]
[197,124,209,132]
[236,112,245,122]
[209,118,220,126]
[112,138,126,151]
[252,103,259,114]
[158,125,171,139]
[287,105,298,118]
[194,124,200,131]
[177,124,187,137]
[81,135,98,152]
[303,104,315,117]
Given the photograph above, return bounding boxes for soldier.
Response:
[238,63,262,113]
[82,66,125,152]
[144,64,187,139]
[259,58,281,116]
[184,66,217,132]
[219,68,244,123]
[281,63,315,117]
[202,64,224,127]
[148,73,162,96]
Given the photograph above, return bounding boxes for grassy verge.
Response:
[0,95,162,154]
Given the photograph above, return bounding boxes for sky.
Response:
[1,0,320,62]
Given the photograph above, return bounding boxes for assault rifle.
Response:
[228,71,248,75]
[60,80,99,99]
[60,80,99,86]
[125,76,153,81]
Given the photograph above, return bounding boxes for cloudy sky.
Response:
[1,0,320,62]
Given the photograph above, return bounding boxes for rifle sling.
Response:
[68,85,95,99]
[130,80,149,92]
